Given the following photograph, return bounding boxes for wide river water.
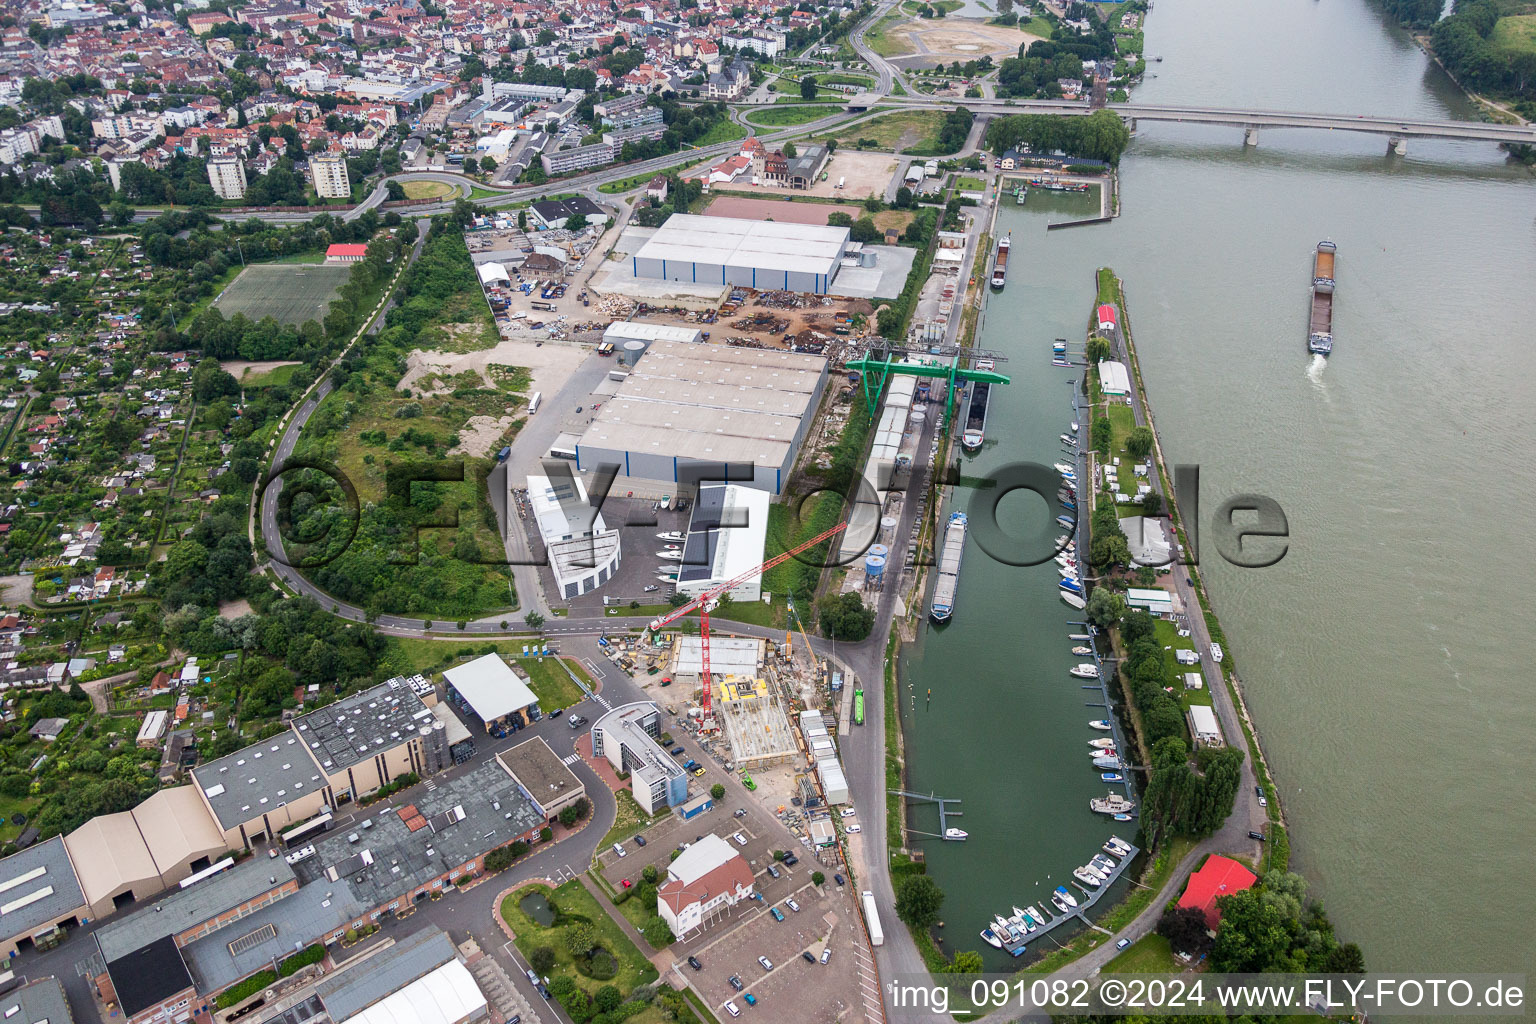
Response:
[900,0,1536,978]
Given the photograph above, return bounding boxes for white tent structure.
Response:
[442,653,539,729]
[477,262,510,285]
[338,959,486,1024]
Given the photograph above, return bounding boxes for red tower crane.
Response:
[649,520,847,728]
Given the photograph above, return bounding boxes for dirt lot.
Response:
[398,338,586,398]
[704,196,869,226]
[219,359,300,380]
[449,414,518,457]
[885,16,1041,65]
[711,150,899,200]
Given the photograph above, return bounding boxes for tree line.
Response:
[985,110,1132,164]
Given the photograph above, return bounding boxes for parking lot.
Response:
[678,879,872,1023]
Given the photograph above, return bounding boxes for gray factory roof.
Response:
[633,214,849,275]
[293,759,544,910]
[592,703,683,793]
[95,857,298,962]
[577,340,825,464]
[497,738,583,812]
[191,732,326,830]
[0,976,73,1024]
[316,925,457,1021]
[107,934,193,1017]
[0,836,87,941]
[179,873,366,995]
[293,679,435,775]
[603,321,702,345]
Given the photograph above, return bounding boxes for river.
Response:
[900,0,1536,979]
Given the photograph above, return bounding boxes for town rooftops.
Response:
[496,737,583,813]
[293,758,543,911]
[1178,854,1256,930]
[0,836,86,942]
[0,977,73,1024]
[190,732,325,830]
[94,856,297,962]
[316,924,457,1021]
[106,933,194,1018]
[659,834,754,913]
[293,678,435,774]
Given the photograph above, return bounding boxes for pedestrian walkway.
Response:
[562,753,581,766]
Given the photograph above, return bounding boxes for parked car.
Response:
[567,715,585,729]
[525,969,540,984]
[550,709,563,718]
[734,808,747,818]
[687,956,702,971]
[770,906,784,921]
[833,873,845,887]
[613,843,626,857]
[758,957,774,971]
[691,766,706,777]
[729,975,744,992]
[724,1001,740,1018]
[845,825,861,834]
[1116,938,1131,950]
[634,835,646,847]
[840,808,856,818]
[744,994,757,1006]
[643,584,660,592]
[786,898,800,912]
[671,746,686,756]
[801,951,815,964]
[1248,830,1266,842]
[766,864,780,879]
[782,853,798,866]
[621,879,632,888]
[733,832,748,846]
[820,949,831,964]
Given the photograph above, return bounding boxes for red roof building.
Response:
[1178,854,1257,930]
[325,243,370,263]
[1096,303,1118,330]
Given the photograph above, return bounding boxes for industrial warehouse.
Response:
[628,214,851,294]
[573,339,828,495]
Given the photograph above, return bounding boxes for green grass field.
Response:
[693,119,749,146]
[830,110,950,154]
[213,263,353,326]
[1491,13,1536,54]
[1103,933,1179,973]
[499,880,659,1000]
[381,637,591,709]
[955,175,987,191]
[748,104,840,127]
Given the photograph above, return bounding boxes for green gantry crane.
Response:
[843,345,1012,421]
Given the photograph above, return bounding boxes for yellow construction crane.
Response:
[785,597,823,679]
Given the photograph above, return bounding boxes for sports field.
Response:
[212,263,352,325]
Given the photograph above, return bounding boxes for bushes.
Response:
[215,970,277,1009]
[278,944,325,977]
[641,916,675,948]
[359,772,419,806]
[485,839,531,873]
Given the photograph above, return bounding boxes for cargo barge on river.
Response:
[1308,240,1336,355]
[990,233,1010,289]
[930,511,967,622]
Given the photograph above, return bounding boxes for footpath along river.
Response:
[899,0,1536,979]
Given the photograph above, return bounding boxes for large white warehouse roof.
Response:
[633,214,850,277]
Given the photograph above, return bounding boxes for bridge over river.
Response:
[861,97,1536,153]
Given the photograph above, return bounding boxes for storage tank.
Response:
[908,408,926,426]
[879,515,898,541]
[867,543,889,560]
[864,554,886,582]
[620,339,648,366]
[859,250,877,268]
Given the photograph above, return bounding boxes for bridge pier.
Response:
[1244,127,1260,147]
[1388,136,1407,156]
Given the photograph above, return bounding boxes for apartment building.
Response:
[309,153,350,198]
[206,156,247,200]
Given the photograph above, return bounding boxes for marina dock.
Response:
[986,839,1142,954]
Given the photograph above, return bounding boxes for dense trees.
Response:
[817,592,874,641]
[1157,904,1214,956]
[895,875,945,928]
[1429,0,1536,110]
[1088,495,1130,567]
[937,107,975,153]
[1210,871,1364,974]
[986,110,1132,164]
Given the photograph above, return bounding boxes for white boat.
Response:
[1051,892,1071,914]
[662,543,681,550]
[981,927,1003,949]
[657,550,683,560]
[1060,434,1077,446]
[1113,813,1135,821]
[1092,755,1122,770]
[1029,904,1050,926]
[1058,565,1079,580]
[1073,866,1104,887]
[1061,592,1086,609]
[1056,554,1078,569]
[1069,664,1098,679]
[655,574,680,582]
[944,827,968,840]
[1053,462,1075,476]
[1069,632,1091,640]
[1105,837,1132,857]
[1092,854,1119,875]
[1091,793,1137,815]
[657,531,685,541]
[1088,719,1111,730]
[1089,737,1117,748]
[1101,772,1124,782]
[1070,421,1080,432]
[1071,646,1093,657]
[1054,884,1079,908]
[1054,535,1071,548]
